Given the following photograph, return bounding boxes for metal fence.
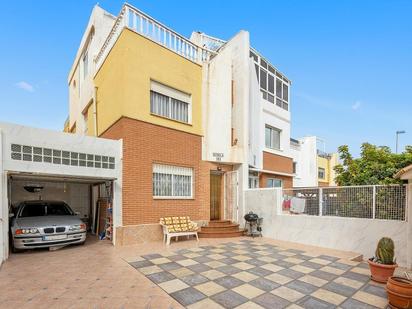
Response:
[282,185,407,221]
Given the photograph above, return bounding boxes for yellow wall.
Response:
[317,156,329,184]
[317,153,339,185]
[94,28,203,136]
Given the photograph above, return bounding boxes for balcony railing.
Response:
[94,4,213,73]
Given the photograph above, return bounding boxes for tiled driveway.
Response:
[129,240,388,309]
[0,236,392,309]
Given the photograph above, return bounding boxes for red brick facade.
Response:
[101,117,212,225]
[260,151,293,189]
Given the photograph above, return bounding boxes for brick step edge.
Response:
[200,224,240,232]
[198,230,245,238]
[207,220,232,226]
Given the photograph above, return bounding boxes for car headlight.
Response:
[15,228,39,235]
[69,224,86,231]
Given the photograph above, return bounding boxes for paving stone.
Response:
[247,267,273,277]
[317,254,340,262]
[296,295,335,309]
[141,253,163,260]
[285,280,318,295]
[252,292,290,309]
[181,274,210,286]
[158,262,182,271]
[328,262,353,271]
[211,290,249,309]
[274,260,295,268]
[245,259,267,267]
[216,265,242,275]
[362,284,387,298]
[249,277,280,292]
[146,271,176,284]
[340,298,380,309]
[310,270,339,281]
[187,263,212,273]
[276,268,305,280]
[214,276,245,289]
[170,287,207,306]
[300,260,324,270]
[342,271,370,283]
[323,281,357,297]
[129,260,153,268]
[219,257,239,265]
[168,254,188,262]
[193,256,213,263]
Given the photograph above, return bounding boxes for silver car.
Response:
[10,200,86,251]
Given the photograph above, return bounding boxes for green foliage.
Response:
[334,143,412,186]
[375,237,395,265]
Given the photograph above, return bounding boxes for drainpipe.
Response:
[93,86,98,136]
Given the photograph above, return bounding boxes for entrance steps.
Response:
[198,220,245,238]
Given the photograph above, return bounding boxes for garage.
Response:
[0,122,122,264]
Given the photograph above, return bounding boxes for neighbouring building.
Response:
[290,136,339,187]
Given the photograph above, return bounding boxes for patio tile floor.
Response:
[129,239,389,308]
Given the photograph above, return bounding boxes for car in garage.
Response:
[10,200,86,252]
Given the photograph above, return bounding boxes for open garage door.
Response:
[7,173,116,253]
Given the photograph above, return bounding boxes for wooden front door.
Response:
[210,173,222,220]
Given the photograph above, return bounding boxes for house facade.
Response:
[290,136,339,187]
[67,3,296,243]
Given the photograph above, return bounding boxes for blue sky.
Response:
[1,0,411,156]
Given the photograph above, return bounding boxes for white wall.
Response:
[291,136,318,187]
[202,31,250,165]
[10,181,90,219]
[0,122,122,263]
[245,188,410,267]
[68,5,115,133]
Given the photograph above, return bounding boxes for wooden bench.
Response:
[160,216,199,245]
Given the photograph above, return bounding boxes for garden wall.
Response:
[245,188,411,268]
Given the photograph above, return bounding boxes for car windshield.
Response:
[19,202,74,217]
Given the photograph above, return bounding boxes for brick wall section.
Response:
[261,151,293,189]
[260,173,293,189]
[101,117,212,225]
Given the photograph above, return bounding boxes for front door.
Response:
[210,173,222,220]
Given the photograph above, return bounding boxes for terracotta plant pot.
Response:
[386,277,412,309]
[368,258,398,283]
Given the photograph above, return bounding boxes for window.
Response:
[82,51,88,79]
[250,50,290,111]
[293,162,297,174]
[153,164,193,198]
[265,125,281,150]
[248,176,259,189]
[267,178,282,188]
[150,81,191,123]
[318,167,326,179]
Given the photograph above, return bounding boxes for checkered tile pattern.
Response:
[129,240,388,308]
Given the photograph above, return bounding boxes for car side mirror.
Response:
[74,211,81,216]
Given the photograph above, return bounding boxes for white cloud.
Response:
[15,81,34,92]
[352,100,361,111]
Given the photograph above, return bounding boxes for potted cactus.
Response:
[368,237,398,283]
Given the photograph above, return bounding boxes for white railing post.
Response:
[372,185,376,219]
[319,188,323,216]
